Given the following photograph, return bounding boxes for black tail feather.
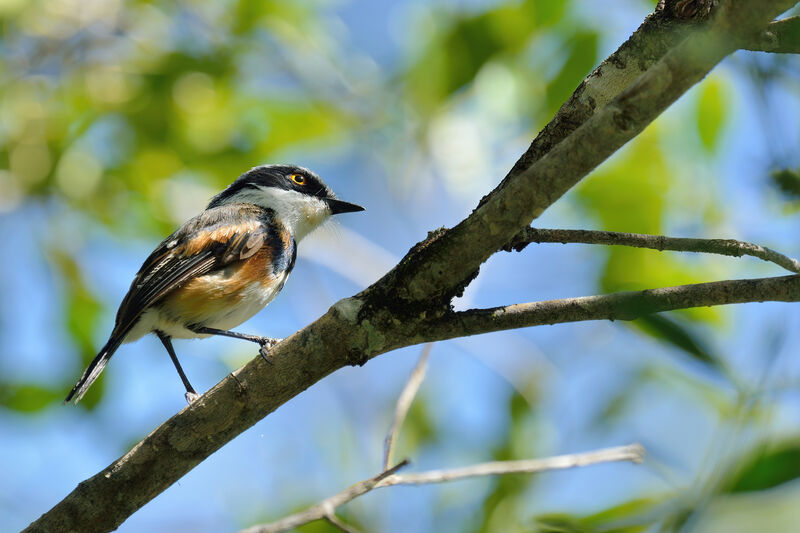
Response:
[64,336,124,404]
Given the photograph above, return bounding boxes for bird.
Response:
[65,164,364,404]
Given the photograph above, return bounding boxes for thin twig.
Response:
[378,443,645,487]
[507,228,800,274]
[243,445,644,533]
[242,460,410,533]
[383,344,432,470]
[324,514,360,533]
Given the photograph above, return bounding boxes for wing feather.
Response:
[111,204,272,337]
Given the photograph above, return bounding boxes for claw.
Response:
[258,337,282,365]
[185,391,201,404]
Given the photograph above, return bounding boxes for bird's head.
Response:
[207,164,364,240]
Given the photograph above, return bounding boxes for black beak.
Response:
[327,198,365,215]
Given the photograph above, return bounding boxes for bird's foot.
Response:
[258,337,282,364]
[185,391,201,404]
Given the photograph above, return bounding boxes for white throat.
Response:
[224,187,332,241]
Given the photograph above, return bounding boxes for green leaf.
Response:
[770,168,800,200]
[696,76,728,153]
[396,394,438,458]
[0,383,62,412]
[534,498,660,532]
[407,0,569,111]
[576,127,721,326]
[582,497,660,529]
[725,443,800,493]
[533,514,590,532]
[473,389,538,532]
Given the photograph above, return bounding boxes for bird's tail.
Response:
[64,335,125,404]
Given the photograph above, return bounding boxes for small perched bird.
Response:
[65,164,364,404]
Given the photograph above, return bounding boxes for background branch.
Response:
[245,355,644,533]
[378,444,645,487]
[241,460,410,533]
[383,345,431,470]
[507,228,800,273]
[417,275,800,344]
[247,446,643,533]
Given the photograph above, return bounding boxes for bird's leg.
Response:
[189,326,282,364]
[156,331,200,404]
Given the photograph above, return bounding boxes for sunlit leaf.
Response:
[696,76,729,153]
[577,127,721,329]
[407,0,569,111]
[534,497,664,532]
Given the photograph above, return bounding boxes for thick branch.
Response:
[417,275,800,343]
[246,445,644,533]
[508,228,800,273]
[744,16,800,53]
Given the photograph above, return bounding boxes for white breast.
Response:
[125,273,289,341]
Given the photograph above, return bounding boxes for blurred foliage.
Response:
[534,497,660,532]
[635,314,721,370]
[1,0,799,532]
[396,393,439,459]
[723,441,800,493]
[0,382,64,412]
[474,389,538,532]
[695,76,729,153]
[406,0,570,112]
[771,168,800,201]
[576,126,726,367]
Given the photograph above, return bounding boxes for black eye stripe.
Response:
[207,166,336,209]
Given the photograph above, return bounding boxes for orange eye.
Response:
[290,173,306,186]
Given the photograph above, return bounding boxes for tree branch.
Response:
[241,460,410,533]
[323,514,361,533]
[245,446,644,533]
[506,228,800,274]
[383,345,431,470]
[743,16,800,53]
[25,1,799,531]
[249,343,643,533]
[374,0,796,305]
[378,444,645,487]
[417,275,800,343]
